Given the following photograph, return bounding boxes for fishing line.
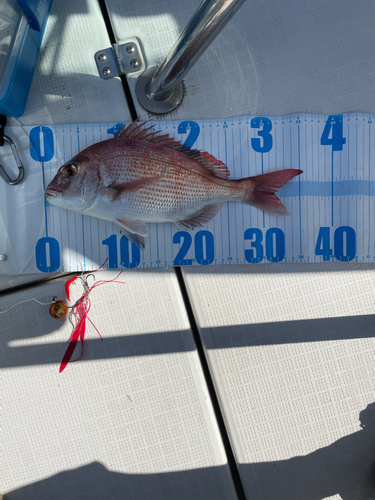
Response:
[0,296,57,314]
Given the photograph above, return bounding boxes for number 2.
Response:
[178,121,200,148]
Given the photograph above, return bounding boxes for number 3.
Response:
[251,117,273,153]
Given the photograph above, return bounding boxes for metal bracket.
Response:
[0,135,24,186]
[95,42,143,80]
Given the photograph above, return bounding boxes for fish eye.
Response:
[62,164,78,177]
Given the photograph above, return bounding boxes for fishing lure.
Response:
[50,300,68,319]
[0,265,125,372]
[59,260,126,373]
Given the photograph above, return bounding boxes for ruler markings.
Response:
[11,113,375,274]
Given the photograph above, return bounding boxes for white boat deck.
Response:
[1,1,375,499]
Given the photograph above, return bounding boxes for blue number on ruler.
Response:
[35,237,60,272]
[266,228,285,262]
[251,117,273,153]
[334,226,355,262]
[173,230,215,265]
[120,235,140,268]
[173,232,193,265]
[315,227,332,261]
[102,235,117,269]
[320,115,346,151]
[177,121,200,148]
[314,226,355,261]
[195,231,214,265]
[244,228,264,263]
[107,123,124,137]
[30,126,54,161]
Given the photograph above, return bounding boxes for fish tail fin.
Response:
[243,169,302,216]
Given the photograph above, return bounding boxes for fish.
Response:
[45,119,302,249]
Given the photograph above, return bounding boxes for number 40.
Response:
[315,226,355,261]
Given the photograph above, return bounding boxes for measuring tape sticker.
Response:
[2,113,374,274]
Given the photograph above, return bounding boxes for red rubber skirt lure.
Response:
[59,260,125,373]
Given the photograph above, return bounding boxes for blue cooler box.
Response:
[0,0,53,117]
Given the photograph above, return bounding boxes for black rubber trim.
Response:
[0,114,7,147]
[98,0,138,121]
[175,267,247,500]
[0,272,78,298]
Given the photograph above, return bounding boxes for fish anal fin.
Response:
[177,205,222,228]
[116,218,147,249]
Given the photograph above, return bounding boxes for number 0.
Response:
[35,237,60,272]
[334,226,355,261]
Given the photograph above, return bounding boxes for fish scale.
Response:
[45,119,301,249]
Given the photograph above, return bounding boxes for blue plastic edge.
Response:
[18,0,52,31]
[0,0,53,117]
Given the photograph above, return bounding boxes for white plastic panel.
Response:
[106,0,375,120]
[8,0,131,126]
[1,269,237,499]
[183,263,375,499]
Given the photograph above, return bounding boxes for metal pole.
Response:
[136,0,246,114]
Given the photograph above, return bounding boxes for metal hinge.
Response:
[95,41,143,80]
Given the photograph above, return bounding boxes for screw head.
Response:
[0,254,7,261]
[130,59,140,69]
[102,67,111,76]
[98,53,107,62]
[126,45,135,54]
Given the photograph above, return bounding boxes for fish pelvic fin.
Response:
[116,218,147,249]
[115,119,230,180]
[177,205,223,229]
[243,169,303,216]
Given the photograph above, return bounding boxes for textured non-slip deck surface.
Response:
[107,0,375,120]
[1,269,236,499]
[183,263,375,499]
[9,0,131,127]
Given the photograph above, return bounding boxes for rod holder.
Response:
[136,0,246,114]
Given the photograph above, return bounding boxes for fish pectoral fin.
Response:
[105,177,160,201]
[177,205,223,229]
[116,218,147,249]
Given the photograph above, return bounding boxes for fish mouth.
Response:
[45,187,61,199]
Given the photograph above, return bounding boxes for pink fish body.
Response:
[45,120,302,248]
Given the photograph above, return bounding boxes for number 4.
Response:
[320,115,346,151]
[315,227,332,261]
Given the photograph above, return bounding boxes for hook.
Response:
[0,135,24,185]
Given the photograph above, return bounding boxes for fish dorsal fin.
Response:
[115,119,230,180]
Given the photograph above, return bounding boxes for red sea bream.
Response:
[45,120,302,248]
